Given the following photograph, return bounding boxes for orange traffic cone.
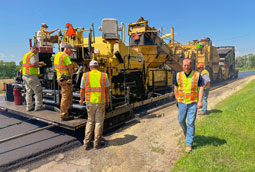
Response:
[65,23,76,36]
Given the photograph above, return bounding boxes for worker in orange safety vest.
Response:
[54,44,75,121]
[174,58,204,153]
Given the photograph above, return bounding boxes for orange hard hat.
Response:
[197,64,204,68]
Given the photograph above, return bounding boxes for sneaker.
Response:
[61,116,74,121]
[185,145,192,153]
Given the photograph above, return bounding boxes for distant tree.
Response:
[236,56,247,68]
[0,60,19,78]
[4,61,17,78]
[247,54,255,68]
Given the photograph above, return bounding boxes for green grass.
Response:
[237,67,255,72]
[172,80,255,172]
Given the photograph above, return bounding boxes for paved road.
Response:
[0,111,83,172]
[0,71,254,172]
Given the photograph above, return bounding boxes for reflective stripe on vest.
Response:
[177,71,199,104]
[22,51,38,75]
[84,70,107,103]
[201,69,210,89]
[54,52,69,78]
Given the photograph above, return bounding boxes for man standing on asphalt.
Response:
[54,44,75,121]
[22,46,46,111]
[174,58,204,153]
[79,60,110,150]
[197,64,211,115]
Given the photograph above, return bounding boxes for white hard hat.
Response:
[89,60,99,67]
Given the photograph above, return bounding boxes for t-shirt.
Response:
[173,70,204,87]
[202,73,210,83]
[63,55,72,66]
[80,72,110,89]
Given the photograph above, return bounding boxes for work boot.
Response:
[185,145,192,153]
[94,141,104,149]
[35,106,45,111]
[26,107,34,112]
[61,116,74,121]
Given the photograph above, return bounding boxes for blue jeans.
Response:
[178,102,197,146]
[202,89,209,113]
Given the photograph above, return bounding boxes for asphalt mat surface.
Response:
[0,71,254,171]
[0,110,83,172]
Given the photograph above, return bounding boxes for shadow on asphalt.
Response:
[193,135,227,150]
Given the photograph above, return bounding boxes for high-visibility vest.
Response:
[40,28,47,36]
[54,52,70,79]
[176,70,199,104]
[83,70,107,103]
[201,69,210,89]
[22,51,39,75]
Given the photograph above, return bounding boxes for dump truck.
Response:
[217,46,238,79]
[166,37,238,83]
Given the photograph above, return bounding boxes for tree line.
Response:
[0,60,21,79]
[236,53,255,69]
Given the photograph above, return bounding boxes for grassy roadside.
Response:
[237,67,255,72]
[172,80,255,172]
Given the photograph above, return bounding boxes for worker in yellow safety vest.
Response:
[197,64,211,115]
[79,60,110,150]
[174,58,204,153]
[54,44,75,121]
[22,46,46,111]
[39,23,59,43]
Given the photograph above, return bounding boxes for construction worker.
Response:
[197,64,211,115]
[40,23,58,36]
[40,23,59,44]
[79,60,110,150]
[54,44,75,121]
[174,58,204,153]
[22,46,46,111]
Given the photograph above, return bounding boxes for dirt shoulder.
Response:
[17,76,255,172]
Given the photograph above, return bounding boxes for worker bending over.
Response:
[174,58,204,153]
[54,44,75,121]
[79,60,110,150]
[197,64,210,115]
[22,46,46,111]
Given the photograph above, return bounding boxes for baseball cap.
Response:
[197,64,204,68]
[89,60,99,67]
[41,23,48,28]
[64,44,76,51]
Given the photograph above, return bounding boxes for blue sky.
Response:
[1,0,255,64]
